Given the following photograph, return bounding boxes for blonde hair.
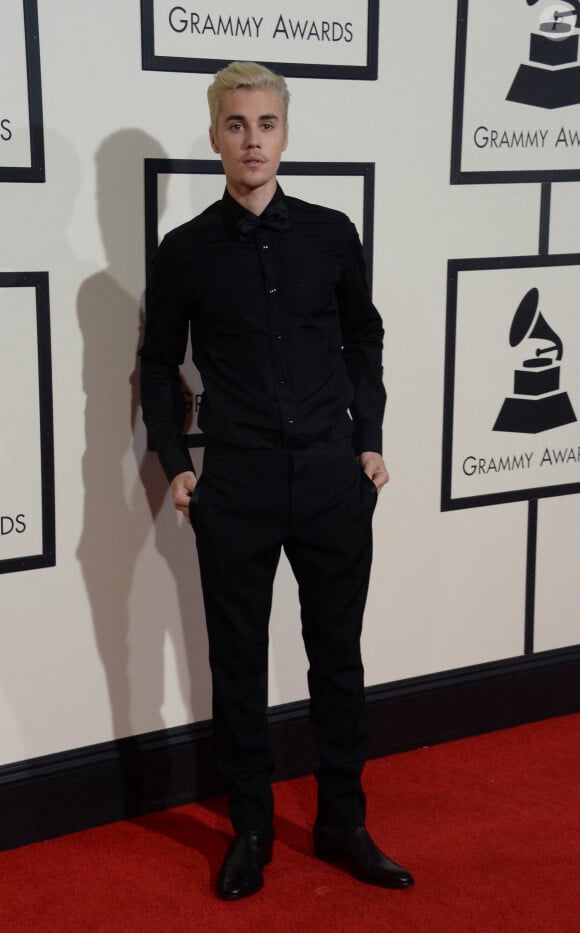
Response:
[207,61,289,131]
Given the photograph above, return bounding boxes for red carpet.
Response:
[1,715,579,932]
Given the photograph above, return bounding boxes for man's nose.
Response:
[245,127,260,147]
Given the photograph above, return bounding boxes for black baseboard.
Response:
[1,647,579,851]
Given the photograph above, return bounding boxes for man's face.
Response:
[209,87,288,197]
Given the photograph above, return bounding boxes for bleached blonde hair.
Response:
[207,61,289,131]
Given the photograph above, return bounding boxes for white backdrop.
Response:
[0,0,579,768]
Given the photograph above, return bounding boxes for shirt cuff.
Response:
[353,422,383,457]
[157,445,195,484]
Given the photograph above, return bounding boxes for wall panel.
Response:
[0,2,577,801]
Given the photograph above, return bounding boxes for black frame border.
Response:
[0,272,55,573]
[140,0,379,80]
[144,158,375,449]
[451,0,580,186]
[442,252,580,511]
[0,0,45,183]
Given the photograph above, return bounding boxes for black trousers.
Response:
[190,439,377,834]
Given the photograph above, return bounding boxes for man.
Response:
[140,61,413,901]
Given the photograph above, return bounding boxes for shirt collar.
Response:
[221,183,287,237]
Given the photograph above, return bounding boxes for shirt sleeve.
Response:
[337,221,386,456]
[139,234,194,483]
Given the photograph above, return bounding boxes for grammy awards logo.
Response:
[507,1,580,108]
[494,287,577,433]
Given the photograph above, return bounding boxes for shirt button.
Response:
[262,245,269,250]
[275,333,284,340]
[279,379,286,385]
[287,419,294,424]
[269,288,277,294]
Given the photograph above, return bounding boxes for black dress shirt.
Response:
[140,185,386,482]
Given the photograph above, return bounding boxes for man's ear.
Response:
[209,126,220,154]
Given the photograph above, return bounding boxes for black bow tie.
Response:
[236,202,291,240]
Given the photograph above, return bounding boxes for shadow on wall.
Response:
[75,129,211,808]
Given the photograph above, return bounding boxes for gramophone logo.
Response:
[507,0,580,108]
[494,287,577,433]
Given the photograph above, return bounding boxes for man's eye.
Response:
[229,123,243,132]
[262,123,273,131]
